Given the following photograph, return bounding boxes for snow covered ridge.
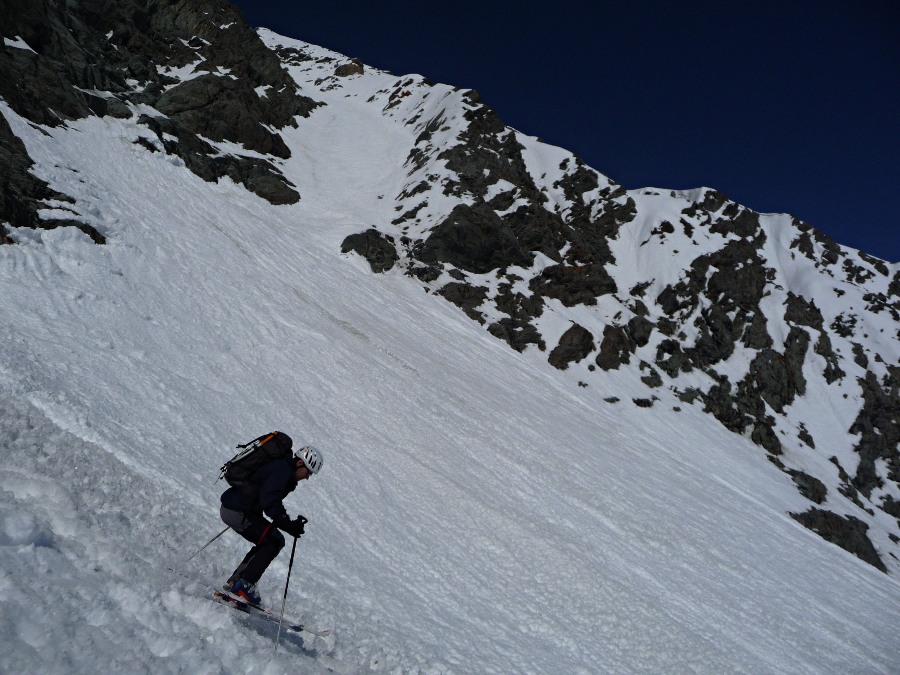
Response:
[257,34,900,573]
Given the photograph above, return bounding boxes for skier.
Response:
[219,432,323,606]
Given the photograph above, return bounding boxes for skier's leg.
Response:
[220,505,285,583]
[220,505,258,581]
[240,523,285,584]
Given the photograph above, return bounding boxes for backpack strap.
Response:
[236,431,278,450]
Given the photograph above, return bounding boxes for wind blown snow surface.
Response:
[1,39,898,675]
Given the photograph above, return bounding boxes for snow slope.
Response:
[1,44,899,675]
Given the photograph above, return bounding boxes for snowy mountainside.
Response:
[0,1,899,672]
[1,106,898,671]
[260,31,899,575]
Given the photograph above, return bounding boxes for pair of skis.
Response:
[211,587,331,638]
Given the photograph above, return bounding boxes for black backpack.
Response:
[218,431,294,495]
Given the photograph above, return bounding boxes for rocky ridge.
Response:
[0,0,319,242]
[268,35,899,574]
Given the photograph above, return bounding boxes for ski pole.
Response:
[275,535,299,652]
[186,525,230,563]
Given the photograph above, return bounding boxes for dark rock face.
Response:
[487,316,545,353]
[334,59,364,77]
[849,368,900,498]
[341,229,399,273]
[596,325,633,370]
[487,283,546,352]
[418,203,530,273]
[381,86,637,353]
[789,471,827,504]
[647,221,859,463]
[791,508,887,573]
[744,330,809,415]
[0,112,105,243]
[137,114,301,205]
[438,282,489,324]
[789,217,842,268]
[154,74,294,159]
[530,263,617,307]
[549,324,595,370]
[0,0,320,235]
[627,316,653,348]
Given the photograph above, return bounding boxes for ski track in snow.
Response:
[0,50,899,675]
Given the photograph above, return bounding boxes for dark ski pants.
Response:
[220,505,285,584]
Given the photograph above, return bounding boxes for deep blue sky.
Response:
[231,1,899,263]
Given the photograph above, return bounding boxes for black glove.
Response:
[276,514,307,538]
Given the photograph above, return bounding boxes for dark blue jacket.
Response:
[221,458,298,521]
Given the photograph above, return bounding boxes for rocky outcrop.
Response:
[0,111,104,243]
[488,284,546,352]
[378,82,638,353]
[549,323,595,370]
[418,203,530,273]
[136,114,301,205]
[0,0,319,234]
[849,368,900,499]
[341,229,399,273]
[791,508,887,573]
[596,325,633,371]
[437,282,489,324]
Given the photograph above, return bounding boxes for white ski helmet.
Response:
[296,445,323,474]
